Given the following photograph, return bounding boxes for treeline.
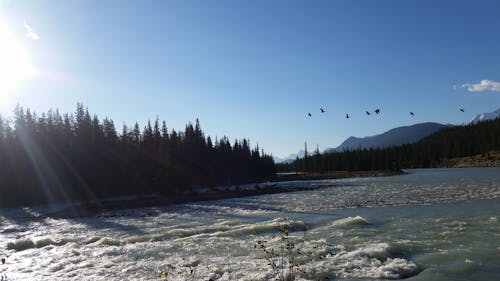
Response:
[0,104,275,207]
[280,117,500,172]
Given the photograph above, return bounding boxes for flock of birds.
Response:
[308,108,465,119]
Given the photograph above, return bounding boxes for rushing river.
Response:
[1,168,500,280]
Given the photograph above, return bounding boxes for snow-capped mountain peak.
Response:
[470,108,500,124]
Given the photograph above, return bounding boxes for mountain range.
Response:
[273,150,305,164]
[325,122,451,153]
[470,108,500,125]
[274,107,500,163]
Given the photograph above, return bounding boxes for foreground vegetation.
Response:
[279,117,500,173]
[0,104,275,207]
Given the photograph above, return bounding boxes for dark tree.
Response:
[0,104,276,207]
[279,117,500,173]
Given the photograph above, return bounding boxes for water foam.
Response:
[332,216,370,226]
[7,239,36,251]
[299,243,419,279]
[1,169,499,280]
[218,218,306,237]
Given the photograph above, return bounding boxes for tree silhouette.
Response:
[0,104,276,207]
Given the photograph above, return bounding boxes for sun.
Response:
[0,24,34,99]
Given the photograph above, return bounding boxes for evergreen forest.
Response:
[2,103,499,208]
[0,104,275,207]
[279,117,500,173]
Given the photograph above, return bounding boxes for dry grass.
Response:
[440,150,500,168]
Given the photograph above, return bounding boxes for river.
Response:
[1,168,499,280]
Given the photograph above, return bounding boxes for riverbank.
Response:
[439,151,500,168]
[42,170,404,218]
[271,170,404,181]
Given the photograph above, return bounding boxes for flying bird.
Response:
[460,108,465,112]
[308,113,312,117]
[320,108,325,113]
[410,112,415,116]
[365,111,371,115]
[374,109,381,115]
[345,114,350,119]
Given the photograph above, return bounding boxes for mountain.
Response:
[274,150,305,163]
[326,122,451,152]
[470,108,500,125]
[279,108,499,161]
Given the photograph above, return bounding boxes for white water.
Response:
[1,168,500,280]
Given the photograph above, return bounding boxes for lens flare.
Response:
[0,24,35,99]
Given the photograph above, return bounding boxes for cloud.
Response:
[461,79,500,92]
[24,22,39,41]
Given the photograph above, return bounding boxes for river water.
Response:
[1,168,500,280]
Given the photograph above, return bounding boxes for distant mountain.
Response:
[279,108,498,162]
[470,108,500,125]
[326,122,451,152]
[274,150,305,163]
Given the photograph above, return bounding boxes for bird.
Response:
[1,257,5,264]
[308,113,312,117]
[345,114,350,119]
[320,108,325,113]
[374,109,381,115]
[410,112,415,116]
[460,108,465,112]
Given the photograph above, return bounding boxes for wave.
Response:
[308,216,370,235]
[340,243,420,279]
[288,242,420,280]
[249,238,420,280]
[7,237,77,251]
[332,216,370,226]
[218,218,306,237]
[7,239,36,251]
[99,237,123,246]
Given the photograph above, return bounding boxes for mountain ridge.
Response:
[470,108,500,124]
[327,122,451,152]
[274,122,451,163]
[274,107,500,163]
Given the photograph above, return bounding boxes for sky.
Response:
[1,0,500,158]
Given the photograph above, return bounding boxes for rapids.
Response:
[1,168,499,280]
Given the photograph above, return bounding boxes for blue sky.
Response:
[1,0,500,158]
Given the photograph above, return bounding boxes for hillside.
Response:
[440,151,500,168]
[329,122,450,152]
[279,117,500,172]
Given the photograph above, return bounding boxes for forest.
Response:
[2,103,499,208]
[280,117,500,173]
[0,104,275,207]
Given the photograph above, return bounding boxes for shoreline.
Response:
[270,170,404,182]
[43,170,404,218]
[438,151,500,168]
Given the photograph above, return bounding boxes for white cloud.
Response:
[461,79,500,92]
[24,22,39,41]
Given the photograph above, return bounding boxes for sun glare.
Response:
[0,24,34,99]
